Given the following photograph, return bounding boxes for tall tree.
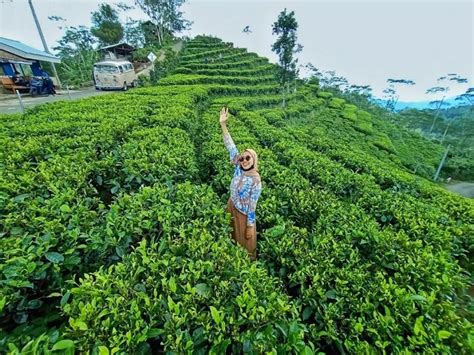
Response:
[134,0,192,46]
[382,78,415,112]
[320,70,349,92]
[426,76,451,133]
[448,87,474,143]
[52,26,99,86]
[348,84,372,98]
[426,74,467,133]
[271,8,303,107]
[53,26,96,58]
[90,4,124,46]
[455,87,474,106]
[123,19,146,47]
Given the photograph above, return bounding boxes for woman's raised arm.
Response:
[220,107,239,164]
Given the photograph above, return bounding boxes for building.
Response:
[0,37,60,78]
[98,42,135,61]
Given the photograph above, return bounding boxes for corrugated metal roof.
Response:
[99,42,135,51]
[0,37,60,63]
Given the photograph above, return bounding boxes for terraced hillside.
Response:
[0,36,472,354]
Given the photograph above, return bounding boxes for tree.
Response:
[426,79,450,133]
[320,70,349,92]
[382,78,415,112]
[449,87,474,143]
[426,74,467,133]
[123,19,146,47]
[456,87,474,106]
[52,26,98,86]
[53,26,96,58]
[90,4,124,46]
[134,0,192,46]
[271,8,303,107]
[47,15,66,30]
[348,84,372,98]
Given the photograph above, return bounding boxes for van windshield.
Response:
[94,65,119,74]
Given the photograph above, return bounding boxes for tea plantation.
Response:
[0,36,472,354]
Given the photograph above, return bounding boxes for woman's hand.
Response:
[245,226,253,240]
[220,107,229,125]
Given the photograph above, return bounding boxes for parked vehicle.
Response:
[29,77,56,96]
[93,60,138,91]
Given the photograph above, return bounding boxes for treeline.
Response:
[301,71,473,181]
[46,1,191,86]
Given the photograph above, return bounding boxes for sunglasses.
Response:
[239,155,252,162]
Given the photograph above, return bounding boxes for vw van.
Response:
[93,60,138,90]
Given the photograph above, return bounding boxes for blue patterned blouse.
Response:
[224,133,262,227]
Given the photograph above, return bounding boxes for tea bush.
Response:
[1,34,472,354]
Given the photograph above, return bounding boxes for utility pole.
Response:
[28,0,62,88]
[433,144,451,182]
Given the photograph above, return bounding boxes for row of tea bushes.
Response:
[0,86,210,336]
[61,183,312,354]
[189,82,473,352]
[1,34,471,353]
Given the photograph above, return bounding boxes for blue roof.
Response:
[0,37,60,63]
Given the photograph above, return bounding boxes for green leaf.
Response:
[14,193,29,202]
[302,306,313,321]
[8,342,20,353]
[269,224,285,237]
[414,316,424,336]
[325,289,337,300]
[45,252,64,263]
[438,330,452,340]
[52,340,75,351]
[64,255,81,267]
[60,291,71,307]
[195,283,210,297]
[111,185,120,194]
[0,297,6,312]
[70,318,88,331]
[27,299,42,309]
[210,306,221,324]
[98,346,109,355]
[147,328,164,338]
[115,246,125,258]
[60,204,71,213]
[14,312,28,324]
[75,321,88,330]
[410,295,427,302]
[169,277,177,293]
[10,227,24,236]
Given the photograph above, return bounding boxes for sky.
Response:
[0,0,472,102]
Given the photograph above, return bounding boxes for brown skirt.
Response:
[226,198,257,260]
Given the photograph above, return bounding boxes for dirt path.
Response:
[443,181,474,198]
[171,41,184,53]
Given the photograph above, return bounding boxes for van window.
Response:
[94,65,119,74]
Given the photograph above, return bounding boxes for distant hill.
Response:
[373,96,463,111]
[390,105,473,180]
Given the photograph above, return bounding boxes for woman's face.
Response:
[239,152,254,170]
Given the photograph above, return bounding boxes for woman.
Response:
[220,107,262,260]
